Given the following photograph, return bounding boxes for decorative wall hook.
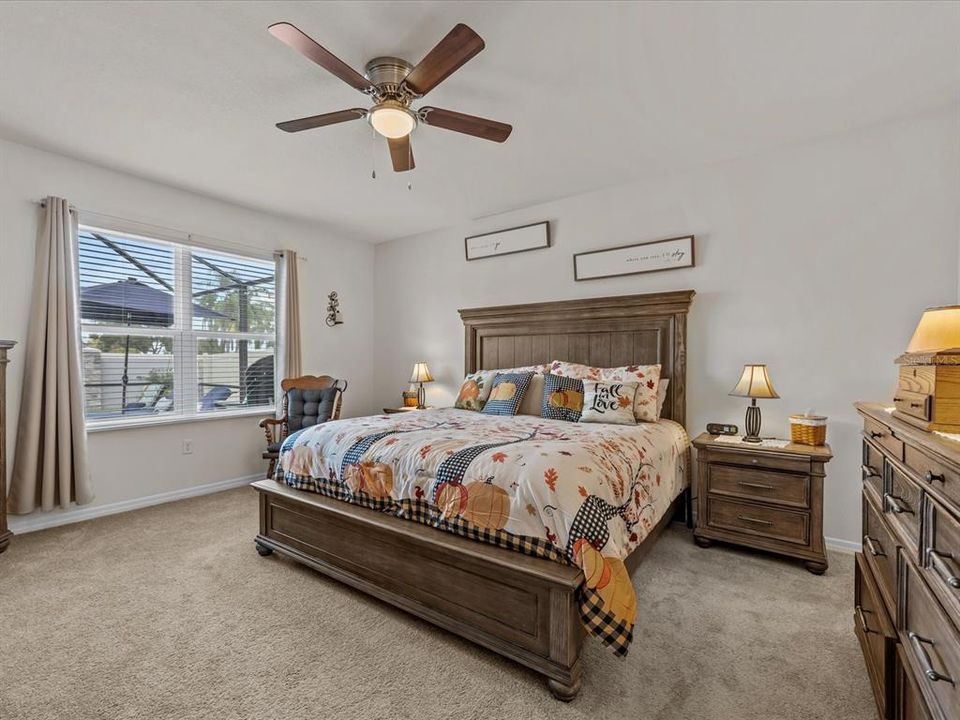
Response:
[326,291,344,327]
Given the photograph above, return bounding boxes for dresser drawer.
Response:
[705,497,809,545]
[707,464,809,509]
[906,444,960,511]
[894,389,933,423]
[886,463,923,559]
[896,644,934,720]
[899,558,960,720]
[863,439,886,500]
[702,448,811,474]
[866,416,905,462]
[864,493,899,618]
[855,552,896,719]
[922,495,960,624]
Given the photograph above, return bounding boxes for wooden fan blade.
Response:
[387,135,415,172]
[419,107,512,143]
[403,24,484,96]
[276,109,366,133]
[269,22,373,93]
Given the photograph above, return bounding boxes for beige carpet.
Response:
[0,487,874,720]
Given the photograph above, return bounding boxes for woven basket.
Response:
[790,414,827,446]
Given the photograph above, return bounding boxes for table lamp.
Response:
[409,361,434,409]
[730,364,779,443]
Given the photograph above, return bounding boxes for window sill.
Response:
[85,406,275,433]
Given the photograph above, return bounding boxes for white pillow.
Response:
[579,380,639,425]
[518,373,546,417]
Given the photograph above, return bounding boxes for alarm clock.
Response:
[706,423,739,436]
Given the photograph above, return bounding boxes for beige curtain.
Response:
[277,250,302,382]
[10,197,93,513]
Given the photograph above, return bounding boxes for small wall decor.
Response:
[464,221,550,261]
[573,234,695,281]
[325,291,343,326]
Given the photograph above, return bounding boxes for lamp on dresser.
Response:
[0,340,15,553]
[729,364,779,442]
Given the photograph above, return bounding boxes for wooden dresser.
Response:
[0,340,14,553]
[855,402,960,720]
[691,433,832,574]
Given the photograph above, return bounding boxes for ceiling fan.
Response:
[268,21,512,172]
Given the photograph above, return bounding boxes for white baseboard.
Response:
[825,536,862,554]
[8,473,261,535]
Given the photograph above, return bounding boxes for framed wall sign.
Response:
[465,221,550,261]
[573,234,695,281]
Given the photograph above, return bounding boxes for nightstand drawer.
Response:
[704,448,811,474]
[707,464,809,509]
[900,557,960,720]
[705,497,809,545]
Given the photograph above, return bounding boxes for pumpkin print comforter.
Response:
[276,407,689,656]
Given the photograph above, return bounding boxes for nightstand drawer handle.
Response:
[884,493,910,515]
[863,536,884,557]
[860,464,879,479]
[737,514,773,527]
[928,549,960,590]
[855,605,873,634]
[738,480,775,490]
[908,632,954,684]
[925,470,945,483]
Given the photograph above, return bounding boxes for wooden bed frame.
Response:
[253,290,695,700]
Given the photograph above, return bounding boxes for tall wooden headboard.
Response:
[459,290,695,428]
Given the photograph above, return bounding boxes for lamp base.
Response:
[416,383,426,410]
[743,401,762,443]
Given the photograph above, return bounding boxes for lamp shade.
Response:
[729,364,779,399]
[906,305,960,353]
[409,361,434,384]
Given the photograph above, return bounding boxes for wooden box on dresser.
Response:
[856,402,960,720]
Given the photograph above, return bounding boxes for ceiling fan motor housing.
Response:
[364,56,415,99]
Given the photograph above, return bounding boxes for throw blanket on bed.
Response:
[276,408,688,656]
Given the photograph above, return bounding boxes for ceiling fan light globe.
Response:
[369,104,416,139]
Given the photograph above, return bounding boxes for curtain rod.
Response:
[33,199,307,261]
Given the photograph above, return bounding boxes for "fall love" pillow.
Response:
[579,380,639,425]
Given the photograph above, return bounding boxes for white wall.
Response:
[373,108,960,547]
[0,139,376,527]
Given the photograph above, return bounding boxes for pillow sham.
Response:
[541,373,584,422]
[579,380,638,425]
[480,372,534,416]
[656,378,670,418]
[518,373,546,416]
[454,370,496,411]
[547,360,602,381]
[599,364,662,422]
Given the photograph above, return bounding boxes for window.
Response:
[78,226,277,426]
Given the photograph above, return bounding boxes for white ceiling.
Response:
[1,1,958,242]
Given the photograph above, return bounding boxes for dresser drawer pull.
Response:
[928,549,960,590]
[855,605,874,634]
[908,632,955,684]
[860,464,879,479]
[884,493,911,515]
[737,514,773,527]
[869,431,884,440]
[925,470,946,483]
[738,480,776,490]
[863,536,884,557]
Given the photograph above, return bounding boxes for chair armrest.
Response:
[258,416,287,445]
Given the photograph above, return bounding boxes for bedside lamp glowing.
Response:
[409,361,434,409]
[729,364,779,443]
[906,305,960,354]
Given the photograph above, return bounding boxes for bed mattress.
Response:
[277,407,689,655]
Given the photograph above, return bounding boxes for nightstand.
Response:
[382,406,432,414]
[691,433,832,574]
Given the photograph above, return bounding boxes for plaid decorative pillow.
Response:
[541,373,584,422]
[599,365,661,422]
[454,371,496,411]
[580,380,639,425]
[480,372,534,416]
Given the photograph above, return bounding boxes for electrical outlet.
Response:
[182,439,193,455]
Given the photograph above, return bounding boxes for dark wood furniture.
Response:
[259,375,344,478]
[254,290,695,700]
[382,406,432,414]
[692,433,832,574]
[855,402,960,720]
[0,340,14,553]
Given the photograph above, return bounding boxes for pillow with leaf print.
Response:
[599,364,662,422]
[547,360,602,381]
[541,373,584,422]
[579,380,638,425]
[454,370,496,411]
[480,372,534,416]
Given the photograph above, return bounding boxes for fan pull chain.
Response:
[370,126,377,180]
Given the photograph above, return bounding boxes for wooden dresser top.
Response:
[856,401,960,470]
